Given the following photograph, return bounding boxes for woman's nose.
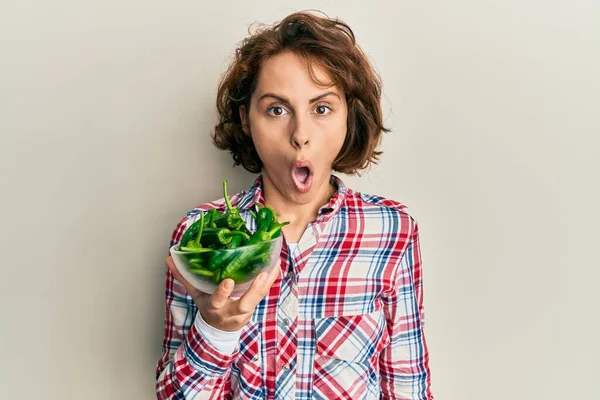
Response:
[290,116,310,149]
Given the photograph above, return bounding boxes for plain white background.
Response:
[1,1,598,399]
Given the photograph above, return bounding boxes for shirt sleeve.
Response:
[155,214,239,399]
[380,219,434,399]
[195,311,243,355]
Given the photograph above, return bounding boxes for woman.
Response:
[156,11,433,399]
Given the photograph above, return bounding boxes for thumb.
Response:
[210,278,235,308]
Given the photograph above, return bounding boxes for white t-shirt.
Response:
[287,242,298,254]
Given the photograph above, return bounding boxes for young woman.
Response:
[156,11,433,400]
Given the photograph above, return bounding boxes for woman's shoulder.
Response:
[345,186,419,226]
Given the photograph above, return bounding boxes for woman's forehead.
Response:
[254,52,342,100]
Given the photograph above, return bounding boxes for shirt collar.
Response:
[236,174,347,222]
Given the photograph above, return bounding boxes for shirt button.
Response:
[282,364,290,370]
[282,318,290,326]
[312,230,317,236]
[287,271,294,280]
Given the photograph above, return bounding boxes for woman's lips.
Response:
[291,160,314,193]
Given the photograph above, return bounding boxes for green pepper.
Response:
[205,208,220,229]
[220,222,288,280]
[188,266,215,278]
[200,227,250,248]
[246,221,289,245]
[218,206,288,280]
[214,180,245,230]
[187,251,215,277]
[245,251,271,270]
[226,234,245,249]
[188,259,204,269]
[220,245,266,280]
[254,205,275,232]
[180,211,205,248]
[207,249,236,270]
[227,268,260,283]
[239,223,252,237]
[215,213,245,230]
[200,227,229,246]
[207,232,252,270]
[180,181,291,286]
[187,256,203,264]
[180,246,213,253]
[213,269,223,284]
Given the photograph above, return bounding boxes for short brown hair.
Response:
[212,11,389,175]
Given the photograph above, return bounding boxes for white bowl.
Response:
[169,235,283,297]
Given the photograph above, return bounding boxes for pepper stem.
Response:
[194,212,205,246]
[268,221,290,238]
[223,180,233,211]
[226,230,251,241]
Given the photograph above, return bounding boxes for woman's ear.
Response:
[239,105,250,136]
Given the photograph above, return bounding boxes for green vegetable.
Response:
[207,249,236,271]
[180,246,213,253]
[200,227,250,247]
[220,207,289,280]
[245,251,270,271]
[180,211,205,248]
[214,180,245,230]
[188,266,214,278]
[205,208,220,229]
[176,180,290,285]
[226,234,245,249]
[246,207,288,245]
[239,223,252,237]
[254,205,275,232]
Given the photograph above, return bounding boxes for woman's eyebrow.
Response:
[308,91,341,103]
[257,91,341,105]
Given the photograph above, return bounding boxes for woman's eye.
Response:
[315,105,332,115]
[267,106,288,116]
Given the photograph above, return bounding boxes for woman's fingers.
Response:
[167,255,283,331]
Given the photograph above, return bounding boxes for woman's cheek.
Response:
[254,138,281,167]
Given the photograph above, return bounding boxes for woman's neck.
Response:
[261,172,336,241]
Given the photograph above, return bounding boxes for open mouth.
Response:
[291,160,314,193]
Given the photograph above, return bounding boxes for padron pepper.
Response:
[214,180,245,230]
[205,208,220,229]
[188,264,214,278]
[220,206,289,280]
[200,227,250,248]
[180,213,212,253]
[178,180,290,285]
[226,234,245,249]
[246,206,288,245]
[179,212,204,248]
[207,249,235,271]
[253,205,274,233]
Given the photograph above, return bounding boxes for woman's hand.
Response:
[165,256,281,331]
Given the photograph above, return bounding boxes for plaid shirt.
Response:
[156,175,433,399]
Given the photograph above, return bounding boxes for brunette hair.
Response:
[212,10,389,174]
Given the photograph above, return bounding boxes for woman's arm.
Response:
[155,214,237,399]
[380,220,434,399]
[155,267,238,399]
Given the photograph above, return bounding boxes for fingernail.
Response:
[223,279,233,291]
[255,273,266,285]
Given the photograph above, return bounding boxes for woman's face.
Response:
[240,51,348,205]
